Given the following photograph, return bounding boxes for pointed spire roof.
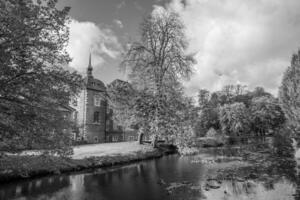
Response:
[87,52,93,78]
[85,52,106,91]
[88,53,92,68]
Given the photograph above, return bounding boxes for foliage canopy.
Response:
[0,0,83,152]
[117,9,195,139]
[279,50,300,132]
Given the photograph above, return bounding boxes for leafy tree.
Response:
[168,91,198,147]
[279,50,300,132]
[108,77,197,145]
[121,9,194,138]
[215,85,272,107]
[232,94,252,107]
[250,96,285,135]
[195,106,219,137]
[251,87,271,98]
[208,92,220,106]
[194,84,286,138]
[219,84,247,104]
[198,89,210,109]
[107,79,137,130]
[219,103,250,136]
[0,0,83,152]
[195,90,220,137]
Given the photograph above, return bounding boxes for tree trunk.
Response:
[152,134,158,148]
[138,132,144,144]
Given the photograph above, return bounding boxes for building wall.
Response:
[70,75,139,143]
[124,130,139,141]
[105,131,124,142]
[105,108,114,132]
[70,89,86,140]
[84,89,106,143]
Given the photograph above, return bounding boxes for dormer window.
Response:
[94,95,101,107]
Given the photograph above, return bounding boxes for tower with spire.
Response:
[70,53,107,143]
[87,53,93,78]
[69,52,132,144]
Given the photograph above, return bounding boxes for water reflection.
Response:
[202,134,299,200]
[0,175,71,200]
[0,135,300,200]
[205,180,295,200]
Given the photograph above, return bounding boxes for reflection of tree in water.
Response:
[0,175,71,200]
[262,180,274,191]
[225,180,256,196]
[208,131,299,199]
[271,133,297,181]
[271,132,300,200]
[82,163,166,200]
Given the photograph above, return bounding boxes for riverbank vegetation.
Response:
[0,142,175,183]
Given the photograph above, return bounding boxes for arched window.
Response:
[94,111,100,123]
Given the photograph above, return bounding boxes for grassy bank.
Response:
[0,142,176,183]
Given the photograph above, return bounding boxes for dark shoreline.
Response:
[0,146,177,184]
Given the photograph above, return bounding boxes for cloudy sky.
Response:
[58,0,300,96]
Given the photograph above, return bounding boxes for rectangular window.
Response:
[94,95,101,107]
[73,111,78,121]
[72,132,77,140]
[72,99,77,106]
[129,136,134,141]
[112,136,117,142]
[94,111,100,123]
[117,126,122,131]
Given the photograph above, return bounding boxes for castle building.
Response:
[70,54,131,143]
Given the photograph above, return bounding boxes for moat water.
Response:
[1,137,300,200]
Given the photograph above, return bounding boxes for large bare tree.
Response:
[121,10,195,138]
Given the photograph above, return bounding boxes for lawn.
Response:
[73,141,155,159]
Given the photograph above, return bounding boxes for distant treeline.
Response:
[195,85,285,137]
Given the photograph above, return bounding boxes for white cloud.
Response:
[66,19,122,73]
[160,0,300,96]
[113,19,124,28]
